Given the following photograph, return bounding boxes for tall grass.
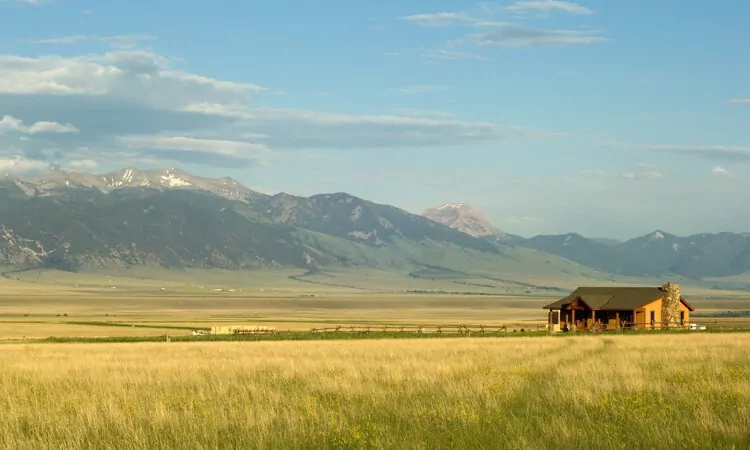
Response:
[0,334,748,449]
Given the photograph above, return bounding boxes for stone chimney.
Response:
[661,282,681,326]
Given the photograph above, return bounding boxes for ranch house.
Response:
[543,283,695,332]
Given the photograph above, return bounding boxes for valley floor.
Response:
[0,271,749,448]
[1,269,749,340]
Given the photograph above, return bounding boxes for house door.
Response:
[635,311,645,328]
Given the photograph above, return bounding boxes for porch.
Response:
[552,308,688,331]
[555,306,634,331]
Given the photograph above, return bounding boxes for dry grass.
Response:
[0,322,188,339]
[0,288,553,338]
[0,334,748,449]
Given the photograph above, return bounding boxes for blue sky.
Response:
[0,0,748,238]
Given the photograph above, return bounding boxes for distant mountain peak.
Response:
[9,167,265,204]
[423,202,501,238]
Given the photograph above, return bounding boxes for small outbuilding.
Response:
[543,282,695,332]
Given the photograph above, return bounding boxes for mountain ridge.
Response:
[2,167,749,282]
[3,169,575,283]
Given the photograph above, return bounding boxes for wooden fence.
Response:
[310,321,720,335]
[561,321,705,332]
[309,325,547,334]
[231,328,277,336]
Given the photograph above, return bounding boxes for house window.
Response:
[551,310,560,325]
[650,311,656,325]
[680,311,685,325]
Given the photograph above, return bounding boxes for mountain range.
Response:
[1,167,749,286]
[424,203,750,280]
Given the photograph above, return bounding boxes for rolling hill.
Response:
[0,168,610,289]
[3,167,749,285]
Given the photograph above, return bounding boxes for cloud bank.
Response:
[0,49,555,172]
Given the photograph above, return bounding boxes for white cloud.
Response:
[0,0,50,5]
[0,115,79,134]
[391,108,458,119]
[400,7,607,51]
[117,135,271,160]
[466,23,606,47]
[711,167,735,178]
[0,51,264,105]
[505,1,594,15]
[0,157,47,174]
[634,144,750,160]
[729,98,750,105]
[390,85,450,94]
[399,12,473,27]
[239,107,554,150]
[240,132,271,140]
[423,48,490,61]
[66,159,98,170]
[25,35,156,49]
[583,168,663,180]
[0,49,559,169]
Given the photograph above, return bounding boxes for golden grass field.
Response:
[0,270,749,448]
[0,334,748,449]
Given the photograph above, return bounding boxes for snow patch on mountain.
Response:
[439,203,466,210]
[349,205,363,222]
[160,171,193,187]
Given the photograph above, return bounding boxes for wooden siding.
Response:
[635,297,691,329]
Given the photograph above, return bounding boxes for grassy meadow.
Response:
[0,268,557,339]
[1,269,749,448]
[2,268,749,340]
[0,334,748,449]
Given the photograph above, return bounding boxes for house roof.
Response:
[543,286,695,311]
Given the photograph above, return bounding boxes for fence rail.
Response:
[309,325,550,334]
[310,321,726,335]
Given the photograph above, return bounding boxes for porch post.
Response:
[571,309,576,330]
[591,310,596,330]
[615,312,620,330]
